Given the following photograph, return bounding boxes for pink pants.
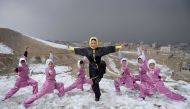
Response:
[5,78,38,99]
[139,81,186,101]
[23,81,64,107]
[155,82,186,101]
[114,76,136,92]
[65,78,92,92]
[139,82,155,98]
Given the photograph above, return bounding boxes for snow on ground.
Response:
[106,66,118,76]
[29,64,72,74]
[120,50,136,54]
[0,43,13,54]
[0,64,190,109]
[159,65,174,81]
[107,56,120,74]
[26,36,68,49]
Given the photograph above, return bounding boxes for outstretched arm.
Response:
[67,46,87,56]
[137,47,141,56]
[118,50,123,60]
[48,50,54,60]
[100,45,122,56]
[14,67,22,73]
[24,47,29,58]
[141,51,146,61]
[137,46,146,61]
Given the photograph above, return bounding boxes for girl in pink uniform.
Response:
[139,59,186,101]
[132,47,149,93]
[114,58,136,94]
[65,60,93,92]
[23,59,65,107]
[3,57,38,101]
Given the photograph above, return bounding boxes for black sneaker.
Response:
[95,98,99,101]
[183,98,187,101]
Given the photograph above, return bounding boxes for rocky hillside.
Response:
[0,28,77,75]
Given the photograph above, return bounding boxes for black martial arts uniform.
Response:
[74,46,116,101]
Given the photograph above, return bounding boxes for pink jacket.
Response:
[146,68,161,84]
[120,65,130,77]
[77,68,85,79]
[17,65,30,80]
[45,67,56,82]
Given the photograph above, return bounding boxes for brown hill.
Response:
[0,28,77,75]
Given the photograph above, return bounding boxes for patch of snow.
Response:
[26,36,68,49]
[120,51,136,54]
[29,64,72,74]
[0,43,13,54]
[106,67,118,76]
[107,57,120,74]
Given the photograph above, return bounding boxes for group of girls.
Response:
[1,37,187,108]
[114,46,186,101]
[2,48,92,108]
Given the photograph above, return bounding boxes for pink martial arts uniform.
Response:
[4,58,38,100]
[114,58,136,92]
[23,59,65,107]
[65,60,92,92]
[139,59,186,101]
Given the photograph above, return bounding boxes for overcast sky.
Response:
[0,0,190,43]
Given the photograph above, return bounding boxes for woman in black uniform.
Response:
[68,36,122,101]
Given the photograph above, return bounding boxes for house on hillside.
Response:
[160,45,171,53]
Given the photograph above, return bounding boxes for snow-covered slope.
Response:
[0,43,13,54]
[0,64,190,109]
[26,36,68,49]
